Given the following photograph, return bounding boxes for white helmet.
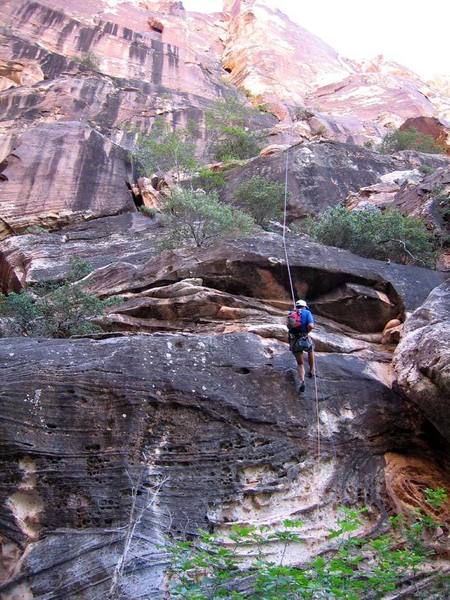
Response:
[295,299,307,307]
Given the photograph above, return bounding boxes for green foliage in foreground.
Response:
[303,206,436,267]
[380,127,443,154]
[0,258,116,338]
[235,175,285,228]
[166,488,448,599]
[161,189,255,249]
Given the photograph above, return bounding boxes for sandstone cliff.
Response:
[0,1,449,599]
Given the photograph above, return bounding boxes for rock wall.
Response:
[0,2,449,598]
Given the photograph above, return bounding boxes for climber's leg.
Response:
[295,351,305,391]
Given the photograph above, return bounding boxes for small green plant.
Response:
[424,487,448,510]
[0,258,115,338]
[235,175,285,228]
[166,489,447,599]
[132,118,199,181]
[419,164,436,175]
[78,52,100,70]
[139,205,158,218]
[433,185,450,224]
[303,205,436,266]
[193,167,226,193]
[160,188,255,248]
[293,106,309,121]
[380,127,443,154]
[363,140,373,149]
[23,225,47,235]
[206,97,264,162]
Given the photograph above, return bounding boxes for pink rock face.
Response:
[0,122,134,237]
[221,0,354,118]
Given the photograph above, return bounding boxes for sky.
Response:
[184,0,450,79]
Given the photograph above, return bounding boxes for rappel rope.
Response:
[282,146,296,308]
[282,143,321,466]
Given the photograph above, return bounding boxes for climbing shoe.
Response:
[308,371,315,379]
[299,381,305,393]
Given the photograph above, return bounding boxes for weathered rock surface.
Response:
[0,212,162,291]
[394,280,450,442]
[0,122,134,238]
[224,141,412,218]
[0,332,426,599]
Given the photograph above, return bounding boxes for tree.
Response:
[380,127,443,154]
[303,206,436,267]
[235,175,285,227]
[161,188,255,248]
[0,258,116,338]
[206,96,264,161]
[133,118,199,181]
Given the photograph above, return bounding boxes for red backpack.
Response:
[287,308,302,333]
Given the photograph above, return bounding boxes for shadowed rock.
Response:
[394,280,450,442]
[0,332,421,599]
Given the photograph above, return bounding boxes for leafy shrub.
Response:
[420,164,436,175]
[0,258,115,338]
[167,489,448,599]
[433,185,450,224]
[304,206,436,266]
[132,118,199,181]
[206,97,264,161]
[193,167,226,193]
[161,188,255,248]
[78,52,100,70]
[235,175,285,227]
[139,205,158,218]
[23,225,47,235]
[380,127,443,154]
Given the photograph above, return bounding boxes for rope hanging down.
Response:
[282,146,296,308]
[282,143,321,465]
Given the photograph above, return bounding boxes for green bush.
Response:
[193,167,226,193]
[139,205,158,218]
[303,206,436,267]
[132,118,199,181]
[235,175,285,227]
[380,127,443,154]
[78,52,100,71]
[206,97,264,161]
[0,258,115,338]
[166,488,448,599]
[161,188,255,248]
[419,164,436,175]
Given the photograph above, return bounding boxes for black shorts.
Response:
[289,335,314,354]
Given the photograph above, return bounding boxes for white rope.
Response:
[281,143,321,467]
[282,147,296,308]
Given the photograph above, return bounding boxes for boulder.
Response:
[224,141,410,218]
[84,233,445,318]
[393,281,450,441]
[0,213,163,291]
[0,332,421,598]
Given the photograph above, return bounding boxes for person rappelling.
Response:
[287,299,316,393]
